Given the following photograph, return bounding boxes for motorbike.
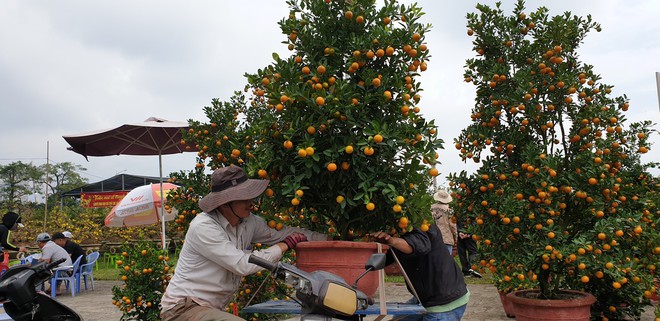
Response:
[246,253,387,321]
[0,258,83,321]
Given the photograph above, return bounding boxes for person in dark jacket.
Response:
[456,219,482,278]
[1,211,27,253]
[370,224,469,320]
[52,232,86,266]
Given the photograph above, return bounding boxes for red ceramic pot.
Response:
[507,289,596,321]
[295,241,389,297]
[498,290,516,318]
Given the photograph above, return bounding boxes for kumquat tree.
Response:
[165,1,442,320]
[171,0,442,239]
[449,1,659,320]
[111,240,173,321]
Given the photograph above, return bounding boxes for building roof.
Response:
[62,174,164,198]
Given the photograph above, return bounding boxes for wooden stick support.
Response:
[374,243,387,321]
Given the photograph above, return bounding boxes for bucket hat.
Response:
[433,189,453,204]
[198,165,269,213]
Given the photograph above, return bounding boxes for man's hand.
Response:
[368,232,413,254]
[368,231,393,245]
[283,233,308,250]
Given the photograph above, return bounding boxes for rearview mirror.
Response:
[365,253,386,271]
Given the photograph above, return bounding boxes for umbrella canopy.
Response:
[63,117,194,157]
[105,183,178,227]
[63,117,197,250]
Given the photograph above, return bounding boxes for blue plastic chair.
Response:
[77,251,100,291]
[50,255,82,297]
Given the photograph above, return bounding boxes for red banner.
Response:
[80,191,128,208]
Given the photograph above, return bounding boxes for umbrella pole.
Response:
[159,152,167,251]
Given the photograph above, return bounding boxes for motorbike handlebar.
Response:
[248,254,278,272]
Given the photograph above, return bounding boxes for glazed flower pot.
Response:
[498,290,516,318]
[507,289,596,321]
[295,241,388,297]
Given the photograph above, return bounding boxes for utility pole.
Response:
[656,72,660,112]
[43,141,49,231]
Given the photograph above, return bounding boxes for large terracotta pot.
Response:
[507,289,596,321]
[384,264,403,276]
[295,241,388,297]
[498,291,516,318]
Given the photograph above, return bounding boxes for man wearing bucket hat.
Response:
[161,165,328,321]
[1,211,27,253]
[431,189,458,255]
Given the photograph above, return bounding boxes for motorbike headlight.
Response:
[319,281,357,316]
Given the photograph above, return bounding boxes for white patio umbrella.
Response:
[105,183,178,228]
[63,117,197,250]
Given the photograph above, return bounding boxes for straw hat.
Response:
[433,189,453,204]
[199,165,269,213]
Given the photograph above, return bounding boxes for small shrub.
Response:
[111,240,172,321]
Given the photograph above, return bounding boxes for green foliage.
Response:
[226,244,296,321]
[0,161,42,209]
[111,240,172,321]
[449,1,659,319]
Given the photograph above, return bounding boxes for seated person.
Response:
[52,232,86,266]
[36,233,72,295]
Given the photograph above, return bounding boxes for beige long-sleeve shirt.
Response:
[431,203,457,246]
[161,211,327,311]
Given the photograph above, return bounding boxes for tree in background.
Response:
[41,162,87,207]
[449,1,658,319]
[0,161,88,209]
[0,161,41,209]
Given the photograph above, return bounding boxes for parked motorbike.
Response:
[0,258,83,321]
[247,253,386,321]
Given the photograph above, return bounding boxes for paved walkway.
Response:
[2,281,656,320]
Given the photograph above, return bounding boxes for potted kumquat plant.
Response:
[449,1,659,320]
[169,0,441,304]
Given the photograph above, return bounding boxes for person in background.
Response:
[456,217,482,279]
[160,165,329,321]
[370,224,469,321]
[431,189,458,255]
[52,232,86,266]
[36,233,72,295]
[1,211,28,254]
[62,231,73,240]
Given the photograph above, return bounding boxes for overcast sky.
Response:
[1,0,658,190]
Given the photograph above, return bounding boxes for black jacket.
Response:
[387,224,468,307]
[64,240,87,266]
[1,212,22,251]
